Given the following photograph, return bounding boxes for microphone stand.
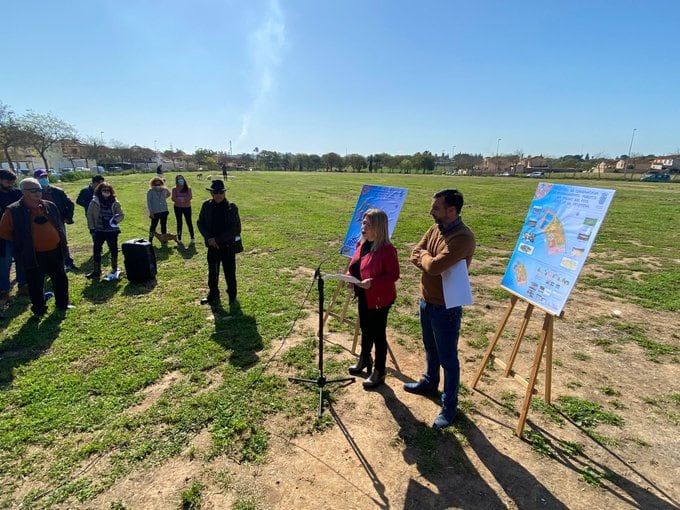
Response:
[289,267,355,416]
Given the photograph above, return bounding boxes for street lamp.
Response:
[100,131,104,144]
[626,128,636,179]
[451,145,456,171]
[496,138,501,174]
[154,140,158,153]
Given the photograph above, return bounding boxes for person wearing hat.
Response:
[0,169,28,302]
[76,174,106,216]
[196,180,242,305]
[0,178,73,318]
[34,169,77,271]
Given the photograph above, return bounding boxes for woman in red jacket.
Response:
[347,208,400,389]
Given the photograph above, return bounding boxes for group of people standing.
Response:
[346,189,476,429]
[0,169,242,319]
[1,171,472,430]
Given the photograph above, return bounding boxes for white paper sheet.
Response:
[441,259,473,308]
[323,273,361,284]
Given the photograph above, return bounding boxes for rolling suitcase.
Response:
[122,239,157,283]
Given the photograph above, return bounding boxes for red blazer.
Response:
[347,241,400,309]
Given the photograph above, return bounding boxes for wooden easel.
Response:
[471,294,557,436]
[323,273,361,354]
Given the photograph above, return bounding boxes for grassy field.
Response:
[0,171,678,508]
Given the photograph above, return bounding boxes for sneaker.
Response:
[57,304,76,311]
[200,294,219,305]
[44,291,54,301]
[403,379,439,397]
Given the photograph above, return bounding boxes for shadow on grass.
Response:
[526,419,680,509]
[122,278,157,296]
[0,311,65,387]
[176,242,198,260]
[209,300,263,368]
[81,277,123,303]
[373,384,568,509]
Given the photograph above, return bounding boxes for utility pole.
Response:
[496,138,501,174]
[626,128,636,180]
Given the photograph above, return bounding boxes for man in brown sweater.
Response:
[406,189,476,429]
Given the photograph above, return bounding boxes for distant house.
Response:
[650,156,680,173]
[513,155,548,175]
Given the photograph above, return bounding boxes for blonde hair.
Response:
[361,208,390,251]
[149,177,164,187]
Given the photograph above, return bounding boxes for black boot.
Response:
[348,354,373,375]
[86,262,101,279]
[363,369,385,389]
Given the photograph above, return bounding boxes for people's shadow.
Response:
[375,383,511,509]
[151,244,172,262]
[81,276,122,303]
[0,311,64,387]
[176,242,198,260]
[209,301,263,369]
[526,421,679,509]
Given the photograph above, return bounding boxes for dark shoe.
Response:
[200,295,219,305]
[363,369,385,389]
[86,270,102,279]
[44,291,54,301]
[348,354,373,375]
[433,408,457,430]
[17,284,30,296]
[403,379,438,396]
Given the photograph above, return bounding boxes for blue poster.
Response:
[340,185,408,257]
[500,183,615,316]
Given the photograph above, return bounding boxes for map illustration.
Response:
[501,183,615,315]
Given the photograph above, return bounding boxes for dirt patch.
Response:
[78,276,680,509]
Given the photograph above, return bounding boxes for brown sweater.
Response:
[410,221,476,305]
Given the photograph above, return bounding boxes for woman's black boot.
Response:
[348,354,373,375]
[363,369,385,389]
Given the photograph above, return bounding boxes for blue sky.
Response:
[3,0,679,158]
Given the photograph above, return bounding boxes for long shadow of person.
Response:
[0,312,64,387]
[527,421,679,509]
[375,383,506,509]
[209,301,263,369]
[461,415,569,509]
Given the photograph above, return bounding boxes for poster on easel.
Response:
[500,183,615,316]
[340,184,408,257]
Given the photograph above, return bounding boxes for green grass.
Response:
[0,171,678,506]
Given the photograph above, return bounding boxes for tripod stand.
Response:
[289,268,355,416]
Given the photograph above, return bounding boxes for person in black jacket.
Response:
[196,180,241,305]
[76,174,105,215]
[34,169,77,270]
[0,169,27,302]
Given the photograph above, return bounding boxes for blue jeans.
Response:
[419,299,463,415]
[0,241,27,292]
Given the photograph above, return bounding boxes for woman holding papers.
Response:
[346,208,400,389]
[86,182,124,279]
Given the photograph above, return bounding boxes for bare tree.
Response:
[0,102,27,171]
[20,111,77,171]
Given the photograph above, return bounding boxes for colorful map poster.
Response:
[340,185,408,257]
[500,183,615,316]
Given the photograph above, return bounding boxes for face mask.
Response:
[177,179,185,186]
[154,185,162,191]
[38,178,50,187]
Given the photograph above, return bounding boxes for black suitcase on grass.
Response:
[122,239,157,283]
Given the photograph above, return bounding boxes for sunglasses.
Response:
[24,188,43,194]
